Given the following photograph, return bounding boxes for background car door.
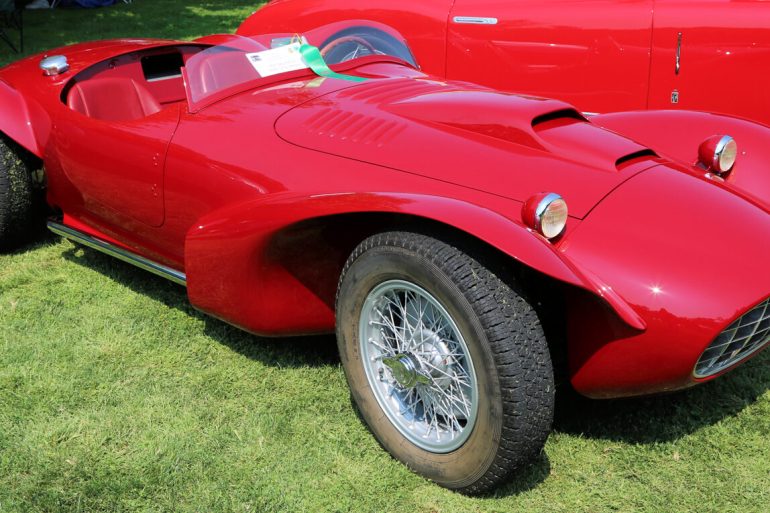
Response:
[53,105,180,229]
[648,0,770,123]
[236,0,455,79]
[446,0,654,114]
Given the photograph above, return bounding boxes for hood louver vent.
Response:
[303,108,406,147]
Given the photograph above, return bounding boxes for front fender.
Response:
[184,191,644,336]
[563,164,770,397]
[592,110,770,210]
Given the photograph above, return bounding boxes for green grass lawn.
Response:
[1,2,769,512]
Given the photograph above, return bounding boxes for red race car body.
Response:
[239,0,770,125]
[1,20,768,492]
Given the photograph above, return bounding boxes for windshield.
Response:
[183,21,417,110]
[185,35,271,106]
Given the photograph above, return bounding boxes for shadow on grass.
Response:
[553,352,769,444]
[54,240,770,496]
[59,240,555,494]
[60,243,340,370]
[6,225,59,255]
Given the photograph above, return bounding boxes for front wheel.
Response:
[335,232,554,494]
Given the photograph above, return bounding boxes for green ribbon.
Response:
[299,44,368,83]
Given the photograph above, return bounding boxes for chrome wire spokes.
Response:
[360,280,478,453]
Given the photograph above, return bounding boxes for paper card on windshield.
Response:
[245,43,308,77]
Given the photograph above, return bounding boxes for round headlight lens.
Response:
[538,195,568,239]
[522,192,569,239]
[716,136,737,173]
[698,135,737,174]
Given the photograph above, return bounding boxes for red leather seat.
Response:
[67,77,162,121]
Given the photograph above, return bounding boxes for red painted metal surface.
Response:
[648,1,770,122]
[446,0,653,113]
[237,1,453,77]
[239,0,770,124]
[1,21,769,399]
[562,165,770,397]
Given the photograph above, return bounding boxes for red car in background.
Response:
[239,0,770,124]
[1,19,769,493]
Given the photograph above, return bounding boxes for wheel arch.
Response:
[183,191,643,337]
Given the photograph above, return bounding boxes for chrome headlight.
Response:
[522,192,568,240]
[698,135,737,174]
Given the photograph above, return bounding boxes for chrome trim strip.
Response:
[146,73,183,83]
[452,16,498,25]
[47,221,187,286]
[534,192,562,232]
[713,135,735,172]
[675,32,682,75]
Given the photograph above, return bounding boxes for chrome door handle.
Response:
[676,32,682,75]
[452,16,498,25]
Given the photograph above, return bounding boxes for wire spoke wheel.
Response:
[360,280,479,453]
[336,232,554,494]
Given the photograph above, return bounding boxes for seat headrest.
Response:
[67,77,162,121]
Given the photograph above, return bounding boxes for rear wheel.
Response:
[335,232,554,494]
[0,135,41,251]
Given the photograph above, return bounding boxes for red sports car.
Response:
[1,20,769,493]
[239,0,770,125]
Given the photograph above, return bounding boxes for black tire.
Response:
[335,231,554,494]
[319,26,417,67]
[0,134,38,251]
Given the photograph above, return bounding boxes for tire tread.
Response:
[0,135,36,251]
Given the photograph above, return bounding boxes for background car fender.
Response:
[183,191,644,337]
[0,80,49,157]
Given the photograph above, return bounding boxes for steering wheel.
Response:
[320,35,380,64]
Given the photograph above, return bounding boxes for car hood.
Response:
[275,78,661,218]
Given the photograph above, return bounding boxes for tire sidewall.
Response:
[336,244,505,489]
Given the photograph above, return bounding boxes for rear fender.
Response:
[184,191,644,336]
[0,80,49,157]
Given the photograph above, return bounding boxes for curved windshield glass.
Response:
[184,22,417,109]
[185,35,271,106]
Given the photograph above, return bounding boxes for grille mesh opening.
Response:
[694,297,770,378]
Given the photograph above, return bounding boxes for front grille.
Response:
[694,297,770,378]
